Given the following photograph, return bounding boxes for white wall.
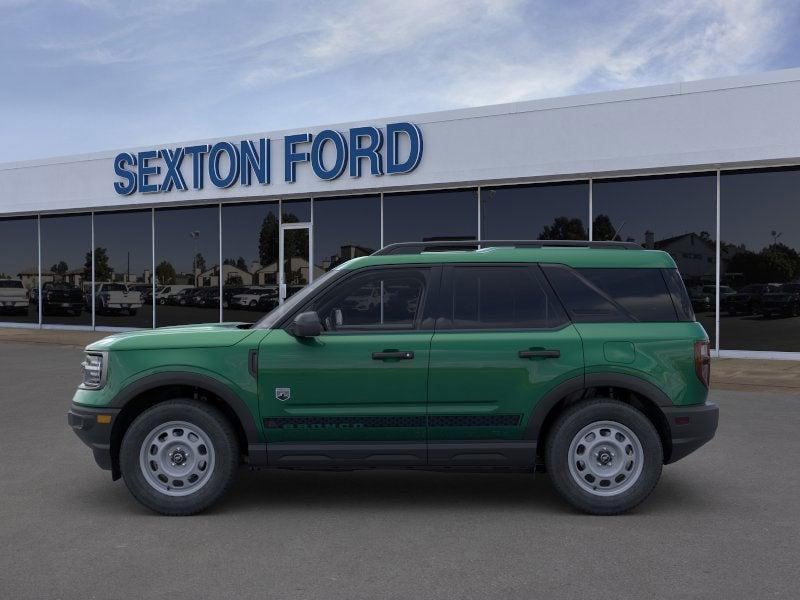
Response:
[2,68,800,215]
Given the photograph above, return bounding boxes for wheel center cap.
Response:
[171,449,188,465]
[597,450,613,466]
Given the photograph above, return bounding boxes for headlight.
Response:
[81,352,107,389]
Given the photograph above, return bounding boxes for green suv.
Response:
[68,241,718,516]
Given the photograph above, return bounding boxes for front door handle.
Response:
[519,349,560,359]
[372,350,415,360]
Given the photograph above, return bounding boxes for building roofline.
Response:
[3,67,800,171]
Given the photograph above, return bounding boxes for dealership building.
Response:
[2,68,800,358]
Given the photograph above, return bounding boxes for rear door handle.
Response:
[372,350,415,360]
[519,349,560,359]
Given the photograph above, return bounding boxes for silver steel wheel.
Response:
[567,420,644,497]
[138,420,216,497]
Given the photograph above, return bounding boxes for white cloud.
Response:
[425,0,786,107]
[0,0,794,161]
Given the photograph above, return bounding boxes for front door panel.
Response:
[259,330,432,466]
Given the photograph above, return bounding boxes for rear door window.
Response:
[443,265,567,330]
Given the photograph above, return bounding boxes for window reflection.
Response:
[282,199,311,223]
[720,167,800,351]
[481,182,589,240]
[592,174,717,344]
[313,195,380,272]
[93,210,153,328]
[0,217,38,324]
[221,202,279,323]
[40,214,92,325]
[383,189,478,245]
[155,205,220,326]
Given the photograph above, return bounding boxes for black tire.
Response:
[545,399,663,515]
[120,399,239,516]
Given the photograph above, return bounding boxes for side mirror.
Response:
[289,311,323,338]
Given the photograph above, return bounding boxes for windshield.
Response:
[781,284,800,293]
[254,268,342,329]
[0,280,23,288]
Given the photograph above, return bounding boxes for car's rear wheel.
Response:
[120,400,239,515]
[545,399,662,515]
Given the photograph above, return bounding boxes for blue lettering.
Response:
[240,139,269,186]
[386,122,423,175]
[184,144,210,190]
[311,130,347,180]
[208,142,240,188]
[349,127,383,177]
[284,133,311,183]
[137,150,160,193]
[113,152,137,195]
[159,148,187,192]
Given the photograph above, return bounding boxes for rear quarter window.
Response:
[542,265,681,323]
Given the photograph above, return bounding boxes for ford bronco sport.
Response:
[68,241,718,516]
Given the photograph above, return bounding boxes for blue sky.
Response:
[1,0,799,163]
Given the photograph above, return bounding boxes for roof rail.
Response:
[373,239,643,255]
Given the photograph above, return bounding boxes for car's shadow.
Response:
[71,467,712,517]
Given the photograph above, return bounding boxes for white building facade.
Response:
[2,68,800,358]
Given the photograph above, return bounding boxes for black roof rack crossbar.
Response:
[373,240,643,255]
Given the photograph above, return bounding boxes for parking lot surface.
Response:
[1,341,798,600]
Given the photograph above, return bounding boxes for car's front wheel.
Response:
[120,400,239,515]
[545,399,662,515]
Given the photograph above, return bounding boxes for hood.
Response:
[87,322,257,352]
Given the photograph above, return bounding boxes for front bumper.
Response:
[663,401,719,464]
[67,404,121,472]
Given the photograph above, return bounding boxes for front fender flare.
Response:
[109,371,260,444]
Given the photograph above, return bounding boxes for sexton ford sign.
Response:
[112,122,423,195]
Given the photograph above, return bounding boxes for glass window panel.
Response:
[93,210,153,328]
[481,182,589,240]
[282,199,310,223]
[720,167,800,351]
[576,268,678,322]
[313,195,380,272]
[40,214,91,325]
[0,217,38,324]
[155,205,219,326]
[449,266,566,330]
[542,265,628,323]
[592,173,716,344]
[221,202,279,323]
[310,268,429,331]
[282,228,310,299]
[383,189,478,245]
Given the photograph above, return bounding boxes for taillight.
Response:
[694,340,711,387]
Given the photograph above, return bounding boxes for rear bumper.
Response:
[67,404,121,471]
[663,401,719,464]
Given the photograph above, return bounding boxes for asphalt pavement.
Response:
[0,341,798,600]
